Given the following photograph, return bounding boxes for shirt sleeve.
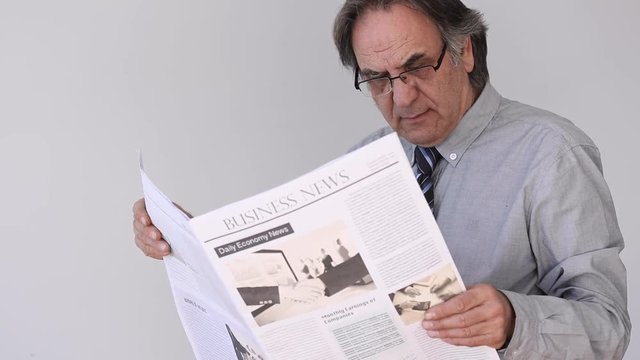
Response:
[500,144,631,359]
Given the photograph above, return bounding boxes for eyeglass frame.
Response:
[353,43,448,97]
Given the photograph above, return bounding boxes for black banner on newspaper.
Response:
[214,223,294,258]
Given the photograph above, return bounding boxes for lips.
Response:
[400,109,429,121]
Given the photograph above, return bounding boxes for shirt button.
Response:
[449,153,457,160]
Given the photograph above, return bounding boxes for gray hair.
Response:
[333,0,489,95]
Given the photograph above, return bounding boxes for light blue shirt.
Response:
[352,83,630,359]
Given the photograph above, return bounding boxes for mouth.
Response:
[400,109,429,122]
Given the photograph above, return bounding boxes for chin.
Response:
[400,131,438,147]
[393,119,439,147]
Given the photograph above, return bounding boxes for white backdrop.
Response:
[1,0,637,358]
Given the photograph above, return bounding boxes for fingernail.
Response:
[140,216,149,226]
[427,330,438,338]
[160,243,169,253]
[150,231,158,240]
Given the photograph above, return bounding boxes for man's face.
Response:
[352,4,475,147]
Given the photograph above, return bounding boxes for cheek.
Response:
[438,66,466,103]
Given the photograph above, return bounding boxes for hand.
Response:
[279,278,326,305]
[132,198,171,259]
[403,285,422,297]
[422,283,515,349]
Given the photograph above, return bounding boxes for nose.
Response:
[392,78,418,108]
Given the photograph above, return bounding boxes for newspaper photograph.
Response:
[141,132,499,360]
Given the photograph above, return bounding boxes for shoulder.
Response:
[496,98,596,149]
[490,97,601,166]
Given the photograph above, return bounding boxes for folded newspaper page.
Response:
[140,133,499,360]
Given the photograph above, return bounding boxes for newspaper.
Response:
[140,133,499,360]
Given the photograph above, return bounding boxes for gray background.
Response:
[0,0,637,358]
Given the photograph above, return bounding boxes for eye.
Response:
[406,64,434,79]
[367,78,388,88]
[361,72,385,82]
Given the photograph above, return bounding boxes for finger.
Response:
[440,332,503,349]
[423,305,488,331]
[131,214,161,244]
[132,216,150,235]
[424,285,514,349]
[132,198,151,226]
[131,205,163,247]
[426,320,488,339]
[134,233,156,259]
[134,225,170,258]
[425,290,483,321]
[131,198,172,259]
[135,233,170,259]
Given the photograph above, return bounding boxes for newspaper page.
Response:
[184,133,499,360]
[140,159,270,360]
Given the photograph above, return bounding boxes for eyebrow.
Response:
[359,67,387,79]
[403,52,426,69]
[359,52,429,79]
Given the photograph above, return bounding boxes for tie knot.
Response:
[414,146,440,177]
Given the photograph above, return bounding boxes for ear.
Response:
[460,36,475,73]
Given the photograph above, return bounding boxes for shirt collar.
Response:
[432,82,502,167]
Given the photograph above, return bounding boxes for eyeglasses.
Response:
[354,44,447,98]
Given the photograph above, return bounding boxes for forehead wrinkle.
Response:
[371,36,409,54]
[357,37,413,73]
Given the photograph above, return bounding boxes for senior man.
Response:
[133,1,630,358]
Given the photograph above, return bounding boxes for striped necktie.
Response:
[414,146,440,209]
